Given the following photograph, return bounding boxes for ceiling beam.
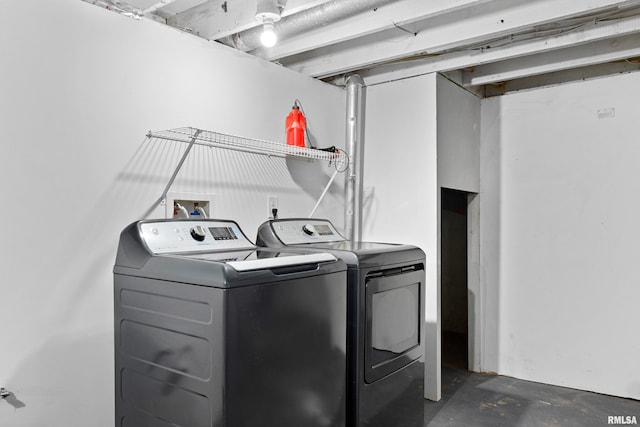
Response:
[114,0,161,11]
[464,32,640,85]
[483,60,640,96]
[358,13,640,86]
[166,0,334,39]
[253,0,493,60]
[154,0,208,18]
[280,0,640,78]
[142,0,179,14]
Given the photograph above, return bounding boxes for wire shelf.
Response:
[147,127,347,164]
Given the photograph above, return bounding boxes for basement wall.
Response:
[0,1,344,425]
[481,71,640,400]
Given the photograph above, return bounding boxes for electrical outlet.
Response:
[268,196,279,218]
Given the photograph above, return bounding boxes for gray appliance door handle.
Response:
[227,253,336,272]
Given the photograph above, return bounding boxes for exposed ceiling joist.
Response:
[483,60,640,96]
[221,0,397,52]
[154,0,208,17]
[252,0,493,60]
[84,0,640,95]
[465,32,640,85]
[166,0,334,39]
[280,0,639,78]
[357,13,640,86]
[118,0,164,10]
[141,0,179,14]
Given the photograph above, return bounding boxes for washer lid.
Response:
[227,253,336,272]
[181,249,337,272]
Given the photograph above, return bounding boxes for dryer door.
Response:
[364,266,424,383]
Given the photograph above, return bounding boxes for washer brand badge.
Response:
[608,416,638,425]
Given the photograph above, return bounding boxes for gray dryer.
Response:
[257,218,426,427]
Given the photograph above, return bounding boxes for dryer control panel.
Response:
[140,220,254,254]
[267,219,346,245]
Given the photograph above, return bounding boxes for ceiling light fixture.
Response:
[256,0,283,48]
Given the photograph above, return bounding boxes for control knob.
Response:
[190,226,207,242]
[302,224,316,236]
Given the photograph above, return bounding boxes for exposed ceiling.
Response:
[85,0,640,95]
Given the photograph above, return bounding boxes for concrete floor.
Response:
[424,367,640,427]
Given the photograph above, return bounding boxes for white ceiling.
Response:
[85,0,640,95]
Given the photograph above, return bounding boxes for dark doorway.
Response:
[441,188,469,369]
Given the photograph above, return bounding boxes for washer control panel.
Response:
[269,219,346,245]
[140,220,254,254]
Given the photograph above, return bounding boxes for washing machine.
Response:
[114,218,347,427]
[256,218,425,427]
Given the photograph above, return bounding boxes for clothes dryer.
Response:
[256,218,425,427]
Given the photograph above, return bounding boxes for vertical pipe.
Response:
[344,74,365,242]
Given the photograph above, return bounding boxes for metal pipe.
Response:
[344,74,365,242]
[221,0,395,52]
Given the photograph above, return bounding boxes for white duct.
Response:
[222,0,395,52]
[344,74,365,242]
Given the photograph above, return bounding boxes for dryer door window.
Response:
[365,267,424,384]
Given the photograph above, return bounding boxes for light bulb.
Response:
[260,21,278,48]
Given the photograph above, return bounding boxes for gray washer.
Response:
[256,218,425,427]
[114,219,347,427]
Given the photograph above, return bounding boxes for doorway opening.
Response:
[441,188,471,369]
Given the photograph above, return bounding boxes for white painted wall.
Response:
[481,72,640,399]
[0,1,344,425]
[361,74,440,400]
[479,91,502,375]
[437,75,480,194]
[436,75,482,371]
